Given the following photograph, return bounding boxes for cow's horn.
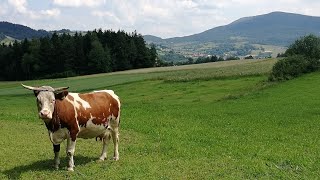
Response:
[53,86,69,92]
[21,84,47,91]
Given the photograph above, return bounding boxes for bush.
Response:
[244,55,254,59]
[286,34,320,59]
[269,55,319,81]
[226,56,240,60]
[269,34,320,81]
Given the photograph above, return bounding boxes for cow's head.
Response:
[22,84,69,120]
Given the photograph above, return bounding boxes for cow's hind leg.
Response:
[99,131,111,161]
[53,144,60,170]
[111,127,119,161]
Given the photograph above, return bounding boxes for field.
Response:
[1,58,320,179]
[156,41,287,61]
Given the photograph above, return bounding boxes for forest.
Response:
[0,29,157,80]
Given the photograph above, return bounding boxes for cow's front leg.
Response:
[66,137,77,171]
[53,144,60,169]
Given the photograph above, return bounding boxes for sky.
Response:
[1,0,320,38]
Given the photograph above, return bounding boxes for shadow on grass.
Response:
[3,155,96,179]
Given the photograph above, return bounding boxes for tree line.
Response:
[0,29,157,80]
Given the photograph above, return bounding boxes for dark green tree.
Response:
[0,29,157,80]
[286,34,320,59]
[88,40,111,73]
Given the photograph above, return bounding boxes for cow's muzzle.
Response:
[39,109,52,119]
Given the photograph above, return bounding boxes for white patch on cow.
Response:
[107,114,115,121]
[49,128,69,145]
[65,96,78,121]
[67,140,76,154]
[107,114,117,127]
[68,93,91,110]
[77,119,108,139]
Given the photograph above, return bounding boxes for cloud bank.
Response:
[1,0,320,38]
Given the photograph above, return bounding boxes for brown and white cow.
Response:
[22,84,121,171]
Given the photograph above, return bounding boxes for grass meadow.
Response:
[1,58,320,179]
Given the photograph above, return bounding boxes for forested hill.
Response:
[145,11,320,46]
[0,21,50,40]
[0,30,157,81]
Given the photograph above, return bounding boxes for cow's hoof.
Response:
[52,164,59,170]
[97,158,105,162]
[112,157,119,161]
[67,167,74,172]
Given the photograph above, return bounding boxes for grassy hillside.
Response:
[0,21,50,40]
[1,58,320,179]
[0,35,16,45]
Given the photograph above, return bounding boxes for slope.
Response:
[0,21,50,40]
[146,12,320,46]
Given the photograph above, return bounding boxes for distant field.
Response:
[0,35,16,45]
[1,58,320,179]
[252,44,287,57]
[0,58,276,96]
[157,40,287,59]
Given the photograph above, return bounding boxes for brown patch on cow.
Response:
[75,92,119,127]
[54,95,79,141]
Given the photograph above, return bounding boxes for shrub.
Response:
[269,55,315,81]
[286,34,320,59]
[269,34,320,81]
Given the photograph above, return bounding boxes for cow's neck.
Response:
[45,101,61,132]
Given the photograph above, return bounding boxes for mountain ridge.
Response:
[144,11,320,46]
[0,21,50,40]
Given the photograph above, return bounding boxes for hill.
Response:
[0,21,50,41]
[145,12,320,46]
[144,11,320,61]
[143,35,164,44]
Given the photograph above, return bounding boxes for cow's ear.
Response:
[33,90,40,97]
[55,90,69,100]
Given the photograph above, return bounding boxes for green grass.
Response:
[1,59,320,179]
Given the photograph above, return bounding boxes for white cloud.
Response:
[40,8,61,17]
[92,11,121,23]
[8,0,40,19]
[8,0,27,13]
[53,0,105,7]
[0,2,9,15]
[7,0,61,20]
[3,0,320,37]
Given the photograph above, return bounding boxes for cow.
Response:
[21,84,121,171]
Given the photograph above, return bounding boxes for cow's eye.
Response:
[51,99,55,104]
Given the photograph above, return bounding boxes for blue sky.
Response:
[1,0,320,38]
